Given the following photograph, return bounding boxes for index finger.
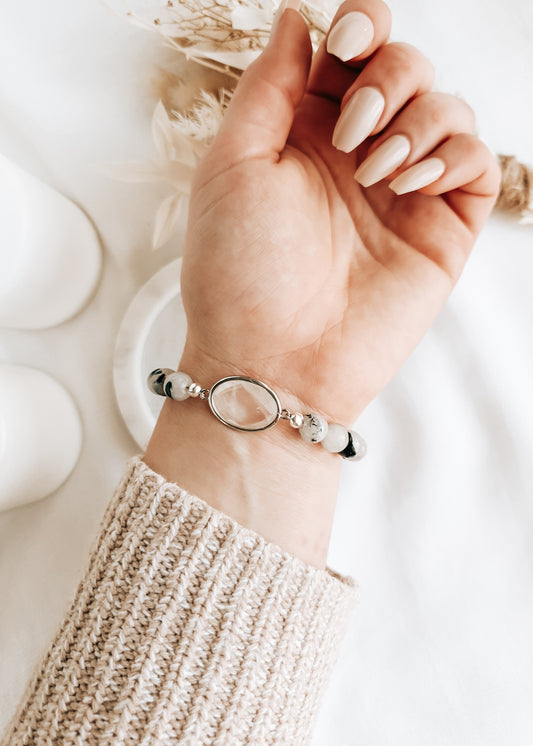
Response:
[307,0,392,103]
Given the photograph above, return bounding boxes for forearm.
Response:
[2,458,355,746]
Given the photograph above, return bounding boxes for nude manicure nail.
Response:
[327,12,374,61]
[389,157,446,195]
[332,87,385,153]
[354,135,411,187]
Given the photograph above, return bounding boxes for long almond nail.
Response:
[354,135,411,187]
[389,158,446,195]
[327,12,374,61]
[332,87,385,153]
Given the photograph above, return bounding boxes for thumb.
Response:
[214,3,312,161]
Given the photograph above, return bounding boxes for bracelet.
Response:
[147,368,366,462]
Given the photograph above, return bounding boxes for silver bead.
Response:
[321,423,349,453]
[289,412,304,429]
[164,371,192,401]
[147,368,174,397]
[187,382,202,398]
[339,430,367,461]
[299,413,328,443]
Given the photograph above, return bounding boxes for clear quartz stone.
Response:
[209,378,279,431]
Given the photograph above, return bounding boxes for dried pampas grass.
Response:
[116,0,335,247]
[150,91,231,247]
[106,92,230,248]
[126,0,331,77]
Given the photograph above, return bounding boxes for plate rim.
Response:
[113,258,182,450]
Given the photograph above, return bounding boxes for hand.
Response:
[146,0,500,567]
[179,0,500,425]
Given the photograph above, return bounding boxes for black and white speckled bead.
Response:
[147,368,174,397]
[299,413,328,443]
[339,430,367,461]
[164,371,193,401]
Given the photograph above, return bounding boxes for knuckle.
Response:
[456,96,477,128]
[417,93,448,126]
[410,92,477,132]
[451,133,494,166]
[383,42,418,73]
[458,132,483,151]
[382,42,434,86]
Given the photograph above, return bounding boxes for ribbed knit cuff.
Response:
[3,457,356,746]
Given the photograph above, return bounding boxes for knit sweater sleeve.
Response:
[2,457,356,746]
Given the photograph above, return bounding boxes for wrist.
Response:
[176,339,368,426]
[144,358,343,568]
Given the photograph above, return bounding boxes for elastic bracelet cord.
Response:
[147,368,366,462]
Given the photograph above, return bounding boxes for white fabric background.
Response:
[1,1,532,744]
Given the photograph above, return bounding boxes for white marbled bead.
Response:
[147,368,174,397]
[164,371,193,401]
[321,423,350,453]
[339,430,367,461]
[299,413,328,443]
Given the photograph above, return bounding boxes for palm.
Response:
[180,2,499,423]
[182,92,473,421]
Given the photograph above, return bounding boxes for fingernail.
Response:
[389,157,446,194]
[332,87,385,153]
[354,135,411,187]
[327,12,374,61]
[271,0,301,35]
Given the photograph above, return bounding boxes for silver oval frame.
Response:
[208,376,282,432]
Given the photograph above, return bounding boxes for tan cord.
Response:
[496,154,533,224]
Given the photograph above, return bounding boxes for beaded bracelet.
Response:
[147,368,366,462]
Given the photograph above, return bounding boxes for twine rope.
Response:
[496,154,533,224]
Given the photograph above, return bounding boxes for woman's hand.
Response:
[146,0,500,567]
[179,0,500,424]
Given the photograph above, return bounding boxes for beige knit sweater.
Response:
[2,457,356,745]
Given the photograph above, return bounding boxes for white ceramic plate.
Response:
[113,259,187,449]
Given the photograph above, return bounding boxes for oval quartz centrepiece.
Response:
[208,376,281,432]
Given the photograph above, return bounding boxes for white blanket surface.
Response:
[0,1,532,744]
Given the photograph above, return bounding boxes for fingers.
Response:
[389,134,496,196]
[212,7,312,163]
[332,43,435,152]
[354,93,476,186]
[389,134,502,232]
[327,0,392,62]
[308,0,392,102]
[315,3,500,230]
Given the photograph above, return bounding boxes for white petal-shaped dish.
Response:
[113,259,186,450]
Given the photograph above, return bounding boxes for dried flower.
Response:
[126,0,332,76]
[105,92,230,248]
